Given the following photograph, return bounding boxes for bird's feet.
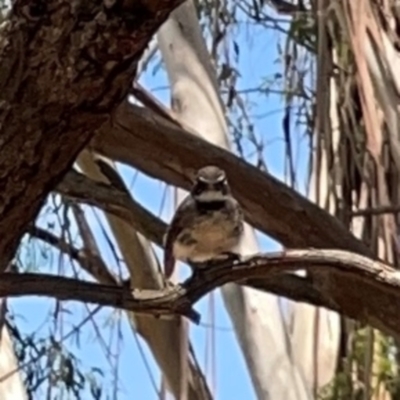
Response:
[219,251,242,264]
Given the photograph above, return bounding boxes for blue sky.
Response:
[10,8,311,400]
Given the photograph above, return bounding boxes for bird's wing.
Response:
[163,225,179,279]
[163,196,192,278]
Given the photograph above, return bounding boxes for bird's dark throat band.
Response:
[195,200,227,212]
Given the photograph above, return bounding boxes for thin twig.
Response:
[58,170,166,247]
[350,205,400,217]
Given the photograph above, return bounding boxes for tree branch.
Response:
[0,0,183,271]
[26,209,341,326]
[91,102,371,257]
[28,225,118,285]
[52,103,400,337]
[55,168,389,332]
[59,170,166,247]
[350,205,400,217]
[2,249,400,338]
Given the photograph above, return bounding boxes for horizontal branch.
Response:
[54,174,400,337]
[0,270,198,321]
[91,102,371,257]
[3,249,400,338]
[28,208,341,323]
[350,205,400,217]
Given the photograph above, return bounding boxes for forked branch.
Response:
[3,249,400,337]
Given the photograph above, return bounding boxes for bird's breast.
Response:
[193,205,239,235]
[174,207,243,262]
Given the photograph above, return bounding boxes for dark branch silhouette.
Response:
[0,0,184,271]
[53,132,400,338]
[4,249,400,338]
[91,102,371,257]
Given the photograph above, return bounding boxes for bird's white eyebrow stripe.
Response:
[198,175,225,183]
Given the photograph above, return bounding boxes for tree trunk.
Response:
[0,0,184,270]
[76,151,211,400]
[157,2,310,398]
[290,16,341,393]
[0,321,28,400]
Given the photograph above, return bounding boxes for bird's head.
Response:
[191,165,230,202]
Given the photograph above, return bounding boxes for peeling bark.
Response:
[0,0,183,270]
[156,3,310,398]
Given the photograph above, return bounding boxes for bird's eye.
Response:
[215,181,228,194]
[193,181,207,196]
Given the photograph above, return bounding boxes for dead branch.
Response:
[3,249,400,338]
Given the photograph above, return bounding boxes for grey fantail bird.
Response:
[163,165,244,278]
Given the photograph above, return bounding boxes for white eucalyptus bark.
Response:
[77,152,209,400]
[290,58,341,392]
[157,2,310,399]
[0,323,28,400]
[290,108,340,392]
